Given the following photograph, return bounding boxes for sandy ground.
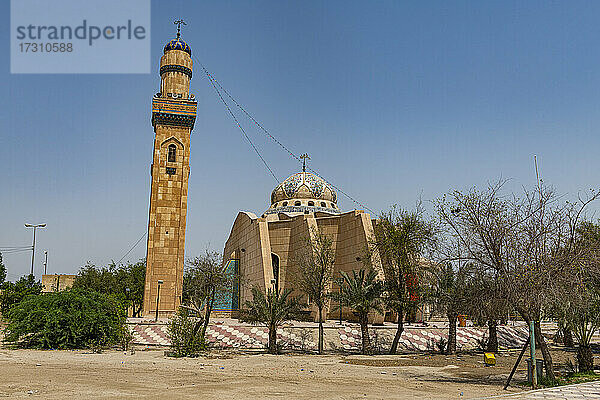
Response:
[0,346,558,400]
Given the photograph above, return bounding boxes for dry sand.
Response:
[0,347,551,399]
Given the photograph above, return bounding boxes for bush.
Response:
[166,308,205,357]
[3,289,126,349]
[0,275,42,316]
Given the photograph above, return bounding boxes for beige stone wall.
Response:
[223,212,272,306]
[222,209,385,323]
[41,274,76,293]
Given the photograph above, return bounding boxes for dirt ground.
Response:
[2,346,587,399]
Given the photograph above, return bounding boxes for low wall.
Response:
[127,320,529,353]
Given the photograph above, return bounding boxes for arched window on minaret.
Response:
[167,144,177,162]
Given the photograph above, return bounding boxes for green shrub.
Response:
[4,289,126,349]
[0,275,42,316]
[167,308,205,357]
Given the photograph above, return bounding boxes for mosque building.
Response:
[220,165,385,322]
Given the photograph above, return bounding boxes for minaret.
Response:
[143,21,197,318]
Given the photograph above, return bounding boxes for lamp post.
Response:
[155,280,163,322]
[25,223,46,277]
[43,251,48,275]
[337,277,344,324]
[125,288,131,318]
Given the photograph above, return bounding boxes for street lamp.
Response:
[155,280,164,322]
[25,223,46,277]
[337,277,344,324]
[125,288,131,317]
[43,251,48,275]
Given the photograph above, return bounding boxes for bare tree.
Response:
[510,185,599,379]
[435,180,518,354]
[435,179,600,379]
[371,203,437,354]
[556,221,600,371]
[294,229,335,354]
[182,250,237,342]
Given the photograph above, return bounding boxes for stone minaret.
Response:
[143,26,196,319]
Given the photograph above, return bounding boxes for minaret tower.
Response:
[143,21,197,318]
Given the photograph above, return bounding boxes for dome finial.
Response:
[300,153,310,172]
[174,19,186,39]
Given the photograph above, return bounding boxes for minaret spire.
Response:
[174,19,186,39]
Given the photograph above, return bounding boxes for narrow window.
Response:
[168,144,177,162]
[282,201,288,206]
[308,201,314,206]
[294,201,301,206]
[271,254,280,293]
[321,202,326,207]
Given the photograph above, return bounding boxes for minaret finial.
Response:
[300,153,310,172]
[174,19,186,39]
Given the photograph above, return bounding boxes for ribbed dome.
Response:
[164,38,191,55]
[266,171,339,215]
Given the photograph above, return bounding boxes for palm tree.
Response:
[335,269,383,354]
[428,262,469,354]
[239,287,302,354]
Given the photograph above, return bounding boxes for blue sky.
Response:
[2,1,600,280]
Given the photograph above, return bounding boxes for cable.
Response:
[195,59,376,215]
[0,248,33,254]
[195,59,279,183]
[210,73,303,165]
[115,232,146,266]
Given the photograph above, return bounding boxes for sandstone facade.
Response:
[222,170,385,322]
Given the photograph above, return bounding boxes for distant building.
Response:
[41,274,76,293]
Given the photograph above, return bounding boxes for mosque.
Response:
[142,26,386,323]
[220,164,385,322]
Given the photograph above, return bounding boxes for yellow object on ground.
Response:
[484,353,496,366]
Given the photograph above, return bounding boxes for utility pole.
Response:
[25,223,46,277]
[43,250,48,275]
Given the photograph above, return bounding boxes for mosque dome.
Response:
[164,38,191,55]
[266,171,340,215]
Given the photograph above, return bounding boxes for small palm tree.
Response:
[427,262,470,354]
[334,269,384,354]
[239,287,302,354]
